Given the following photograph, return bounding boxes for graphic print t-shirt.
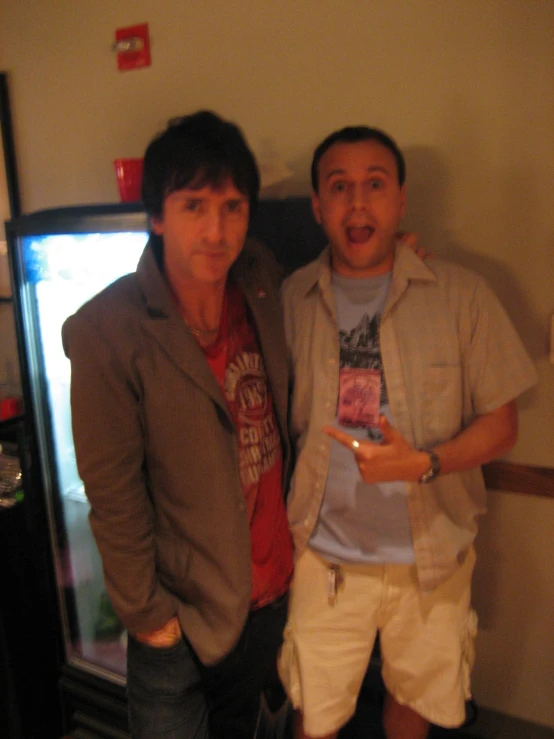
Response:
[203,281,293,607]
[310,271,415,564]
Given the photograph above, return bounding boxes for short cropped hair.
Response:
[142,110,260,220]
[311,126,406,192]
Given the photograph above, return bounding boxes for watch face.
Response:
[420,451,440,483]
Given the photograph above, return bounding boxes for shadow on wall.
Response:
[259,145,312,200]
[403,145,544,365]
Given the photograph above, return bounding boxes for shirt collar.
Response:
[299,240,437,299]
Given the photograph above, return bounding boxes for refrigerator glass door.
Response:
[23,229,147,680]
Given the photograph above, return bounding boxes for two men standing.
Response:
[64,113,536,739]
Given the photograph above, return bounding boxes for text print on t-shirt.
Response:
[224,351,281,488]
[338,311,388,429]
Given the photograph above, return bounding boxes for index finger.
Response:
[323,425,360,451]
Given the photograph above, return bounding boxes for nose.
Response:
[350,184,367,210]
[204,208,225,243]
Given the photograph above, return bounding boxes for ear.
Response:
[151,216,164,236]
[311,191,322,225]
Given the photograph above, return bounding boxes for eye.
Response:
[225,199,245,214]
[369,179,383,190]
[184,199,203,213]
[330,181,347,194]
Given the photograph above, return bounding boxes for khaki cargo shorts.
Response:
[278,547,477,737]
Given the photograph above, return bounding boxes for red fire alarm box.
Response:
[114,23,151,71]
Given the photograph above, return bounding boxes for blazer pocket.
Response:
[422,364,463,445]
[155,529,192,594]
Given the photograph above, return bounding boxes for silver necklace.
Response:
[184,321,220,338]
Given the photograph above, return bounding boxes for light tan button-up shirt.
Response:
[282,243,537,590]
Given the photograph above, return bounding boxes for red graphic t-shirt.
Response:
[203,280,293,608]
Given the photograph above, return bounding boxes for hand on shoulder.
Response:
[397,231,432,261]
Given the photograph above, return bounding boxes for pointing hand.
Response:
[323,416,428,484]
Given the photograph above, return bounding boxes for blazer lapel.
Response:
[136,242,232,423]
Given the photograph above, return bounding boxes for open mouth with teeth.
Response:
[346,225,375,244]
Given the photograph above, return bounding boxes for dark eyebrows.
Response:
[365,165,391,176]
[325,168,347,182]
[171,190,201,201]
[325,164,392,182]
[170,190,247,204]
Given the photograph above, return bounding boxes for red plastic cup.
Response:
[0,396,22,420]
[113,158,144,202]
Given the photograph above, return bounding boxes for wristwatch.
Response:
[419,450,441,484]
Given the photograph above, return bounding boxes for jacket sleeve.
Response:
[62,310,178,634]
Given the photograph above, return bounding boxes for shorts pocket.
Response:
[462,609,478,699]
[277,622,302,711]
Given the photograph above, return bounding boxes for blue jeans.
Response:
[127,594,288,739]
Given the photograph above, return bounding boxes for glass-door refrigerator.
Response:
[7,204,149,737]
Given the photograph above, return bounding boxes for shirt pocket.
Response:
[422,364,463,446]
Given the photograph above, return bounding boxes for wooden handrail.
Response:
[482,461,554,498]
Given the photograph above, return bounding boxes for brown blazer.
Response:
[62,237,290,665]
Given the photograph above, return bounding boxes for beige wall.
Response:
[1,0,553,728]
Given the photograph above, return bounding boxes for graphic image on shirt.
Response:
[224,351,281,492]
[338,311,387,439]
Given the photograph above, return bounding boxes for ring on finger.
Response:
[351,439,360,450]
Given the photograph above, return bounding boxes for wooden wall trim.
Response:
[482,461,554,499]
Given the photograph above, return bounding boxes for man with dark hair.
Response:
[63,111,293,739]
[278,125,537,739]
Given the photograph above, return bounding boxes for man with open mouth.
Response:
[278,125,537,739]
